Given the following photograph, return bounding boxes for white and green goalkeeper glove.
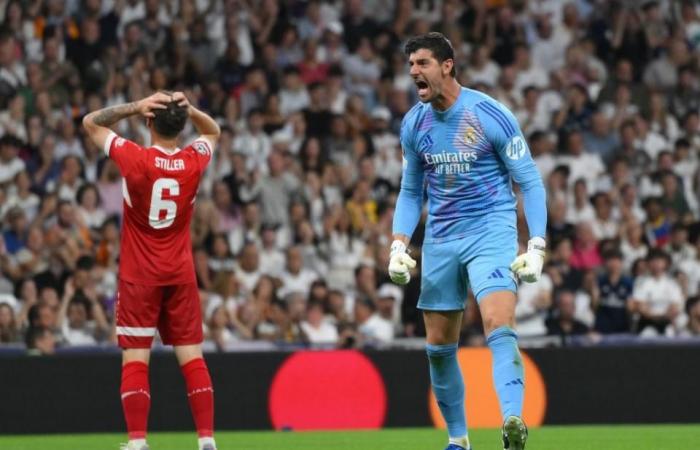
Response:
[510,237,546,283]
[388,240,416,285]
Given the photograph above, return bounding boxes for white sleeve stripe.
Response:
[103,132,117,157]
[116,326,156,337]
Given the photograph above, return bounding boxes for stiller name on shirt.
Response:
[155,157,185,171]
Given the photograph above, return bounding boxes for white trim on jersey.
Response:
[116,326,156,337]
[152,145,182,155]
[122,178,133,208]
[103,131,117,157]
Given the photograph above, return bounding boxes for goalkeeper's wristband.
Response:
[390,240,407,257]
[527,237,546,255]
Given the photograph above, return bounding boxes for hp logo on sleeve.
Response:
[505,136,526,160]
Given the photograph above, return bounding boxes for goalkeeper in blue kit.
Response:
[389,33,547,450]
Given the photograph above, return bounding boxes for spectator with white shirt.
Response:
[233,242,263,294]
[355,298,393,345]
[258,224,286,278]
[3,171,39,223]
[590,192,619,241]
[531,14,570,73]
[54,117,84,159]
[530,131,556,180]
[300,301,338,345]
[57,272,109,347]
[515,86,550,137]
[513,44,548,93]
[464,44,500,87]
[0,135,25,185]
[375,283,403,336]
[233,109,272,173]
[279,66,310,116]
[205,304,239,351]
[515,272,552,338]
[75,183,105,230]
[620,220,649,273]
[279,245,318,299]
[0,94,27,142]
[558,130,605,192]
[582,110,619,164]
[566,178,596,225]
[631,249,685,337]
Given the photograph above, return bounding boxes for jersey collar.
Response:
[152,145,182,155]
[431,86,466,121]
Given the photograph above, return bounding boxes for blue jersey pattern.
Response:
[393,87,546,243]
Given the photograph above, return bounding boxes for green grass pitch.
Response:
[2,425,697,450]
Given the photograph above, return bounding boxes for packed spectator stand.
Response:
[0,0,699,355]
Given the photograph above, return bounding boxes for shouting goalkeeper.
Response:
[389,33,547,450]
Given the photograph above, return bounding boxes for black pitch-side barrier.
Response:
[0,346,699,434]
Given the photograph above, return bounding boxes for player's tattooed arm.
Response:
[89,102,140,127]
[83,93,171,150]
[82,102,140,151]
[85,92,171,127]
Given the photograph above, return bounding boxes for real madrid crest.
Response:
[464,126,477,145]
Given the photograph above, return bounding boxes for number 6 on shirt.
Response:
[149,178,179,229]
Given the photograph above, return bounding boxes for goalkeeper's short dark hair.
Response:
[152,93,188,139]
[404,32,456,77]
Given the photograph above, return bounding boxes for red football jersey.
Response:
[104,132,213,286]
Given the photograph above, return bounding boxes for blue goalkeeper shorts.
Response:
[417,210,518,311]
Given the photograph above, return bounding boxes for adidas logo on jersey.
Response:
[419,134,434,152]
[488,269,505,279]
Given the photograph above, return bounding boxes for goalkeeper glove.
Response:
[510,237,546,283]
[388,240,416,285]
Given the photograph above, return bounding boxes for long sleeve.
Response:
[392,113,424,238]
[475,100,547,238]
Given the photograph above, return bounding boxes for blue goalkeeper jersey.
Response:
[393,87,546,244]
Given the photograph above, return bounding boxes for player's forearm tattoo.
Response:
[90,102,139,126]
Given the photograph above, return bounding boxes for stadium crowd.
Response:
[1,0,700,354]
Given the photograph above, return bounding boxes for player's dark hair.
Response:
[404,32,456,77]
[152,96,188,139]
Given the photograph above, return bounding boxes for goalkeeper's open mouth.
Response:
[415,79,430,99]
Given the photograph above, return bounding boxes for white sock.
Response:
[449,436,470,449]
[129,438,147,448]
[198,436,216,450]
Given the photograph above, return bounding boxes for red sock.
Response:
[121,361,150,440]
[181,358,214,437]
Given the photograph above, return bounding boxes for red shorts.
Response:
[116,279,203,349]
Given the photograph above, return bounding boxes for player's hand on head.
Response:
[510,237,546,283]
[171,91,191,111]
[137,92,170,118]
[388,240,417,285]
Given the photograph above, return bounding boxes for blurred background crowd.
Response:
[0,0,700,355]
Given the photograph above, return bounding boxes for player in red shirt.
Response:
[83,91,220,450]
